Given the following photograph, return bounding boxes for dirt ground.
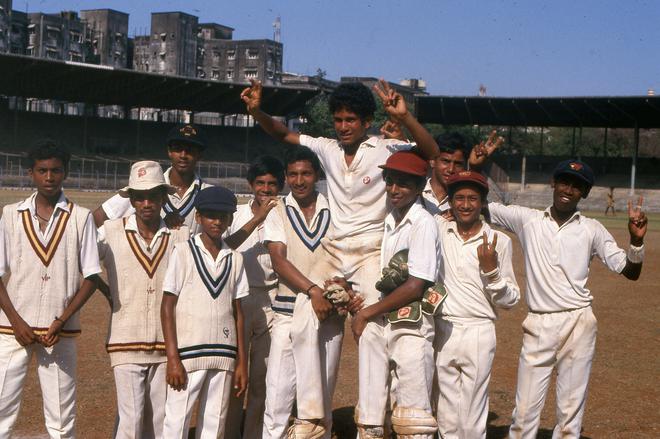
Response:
[3,189,658,439]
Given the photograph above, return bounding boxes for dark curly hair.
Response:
[284,145,321,174]
[247,155,285,189]
[27,139,71,171]
[329,82,376,120]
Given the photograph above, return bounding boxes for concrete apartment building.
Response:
[133,11,199,77]
[80,9,129,68]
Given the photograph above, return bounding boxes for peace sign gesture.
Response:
[240,79,263,115]
[477,231,499,273]
[627,196,648,245]
[373,79,409,121]
[469,130,504,170]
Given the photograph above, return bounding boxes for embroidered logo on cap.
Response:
[180,125,197,137]
[137,167,147,178]
[569,162,583,171]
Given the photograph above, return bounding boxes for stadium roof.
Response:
[0,53,317,115]
[416,95,660,129]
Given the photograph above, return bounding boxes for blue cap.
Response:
[167,124,207,150]
[194,186,237,213]
[553,159,594,188]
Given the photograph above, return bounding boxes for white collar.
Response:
[17,191,70,214]
[385,197,425,231]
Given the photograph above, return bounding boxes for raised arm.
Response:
[620,197,647,280]
[241,79,301,146]
[468,130,504,171]
[373,79,438,160]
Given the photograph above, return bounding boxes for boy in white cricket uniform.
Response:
[486,160,647,439]
[351,150,440,439]
[161,186,249,439]
[94,124,212,234]
[0,142,101,439]
[241,80,439,433]
[435,171,519,438]
[261,146,335,438]
[224,156,282,439]
[97,161,189,439]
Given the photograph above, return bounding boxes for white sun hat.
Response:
[118,160,176,197]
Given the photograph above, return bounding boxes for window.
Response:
[226,70,233,80]
[246,49,259,59]
[159,51,166,60]
[70,31,81,43]
[244,69,258,79]
[212,69,219,79]
[68,51,82,62]
[159,32,167,41]
[267,70,274,79]
[212,50,220,61]
[227,49,235,60]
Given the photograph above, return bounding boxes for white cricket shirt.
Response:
[381,198,439,284]
[299,134,412,240]
[438,219,519,321]
[488,203,628,313]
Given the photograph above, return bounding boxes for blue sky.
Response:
[21,0,660,97]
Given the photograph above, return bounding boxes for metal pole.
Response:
[539,127,544,156]
[521,155,526,192]
[630,125,639,196]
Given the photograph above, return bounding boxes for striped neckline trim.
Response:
[20,201,73,267]
[188,239,232,299]
[163,181,200,218]
[285,205,330,251]
[124,219,170,279]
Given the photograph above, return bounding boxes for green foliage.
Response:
[300,93,335,138]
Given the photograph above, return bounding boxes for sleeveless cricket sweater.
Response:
[0,201,90,337]
[103,219,189,366]
[271,200,330,315]
[171,239,245,372]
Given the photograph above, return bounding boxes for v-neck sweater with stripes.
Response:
[165,240,246,372]
[102,219,189,366]
[0,201,94,337]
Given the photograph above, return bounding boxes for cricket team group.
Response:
[0,79,648,439]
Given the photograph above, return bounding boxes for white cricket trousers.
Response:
[509,306,597,439]
[263,312,295,439]
[226,286,275,439]
[112,362,166,439]
[356,314,435,427]
[290,293,344,438]
[0,334,77,439]
[162,368,233,439]
[434,318,496,439]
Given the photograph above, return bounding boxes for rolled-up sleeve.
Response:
[162,245,184,296]
[80,213,102,278]
[407,215,439,283]
[262,208,286,245]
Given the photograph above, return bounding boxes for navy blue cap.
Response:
[194,186,237,213]
[553,159,594,188]
[166,124,207,150]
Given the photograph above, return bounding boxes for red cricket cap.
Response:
[446,170,489,195]
[378,150,429,177]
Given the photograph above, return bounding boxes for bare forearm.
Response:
[57,276,99,323]
[0,280,21,324]
[271,254,315,293]
[161,295,180,360]
[224,219,260,250]
[361,277,427,319]
[398,112,438,160]
[92,207,108,228]
[234,300,247,365]
[250,108,300,145]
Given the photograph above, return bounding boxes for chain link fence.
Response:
[0,152,254,194]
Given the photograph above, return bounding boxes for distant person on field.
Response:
[605,186,616,216]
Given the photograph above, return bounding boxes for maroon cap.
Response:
[378,150,429,177]
[446,170,489,194]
